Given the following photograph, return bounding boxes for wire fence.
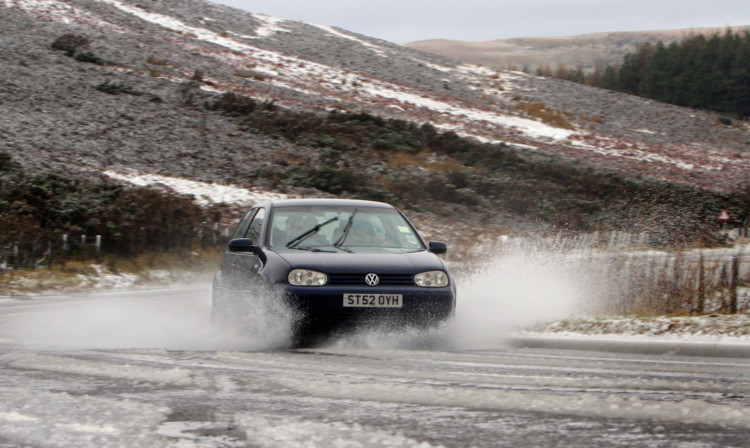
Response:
[0,227,231,271]
[1,235,104,270]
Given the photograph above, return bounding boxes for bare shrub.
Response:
[51,34,89,56]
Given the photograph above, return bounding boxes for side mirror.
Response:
[228,238,257,253]
[428,241,447,254]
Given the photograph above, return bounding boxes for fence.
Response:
[0,226,231,271]
[588,249,750,315]
[0,235,105,271]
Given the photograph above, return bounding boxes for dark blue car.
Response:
[212,198,456,341]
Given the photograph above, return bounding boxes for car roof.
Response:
[265,198,394,209]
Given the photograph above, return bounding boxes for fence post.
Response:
[62,234,68,266]
[81,235,87,263]
[95,235,101,264]
[695,254,705,314]
[47,238,53,269]
[728,256,739,314]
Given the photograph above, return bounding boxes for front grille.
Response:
[328,273,414,286]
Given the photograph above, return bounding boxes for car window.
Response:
[231,209,257,240]
[246,208,266,243]
[268,205,425,252]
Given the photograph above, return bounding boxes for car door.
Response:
[221,207,266,289]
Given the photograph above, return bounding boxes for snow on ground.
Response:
[234,414,441,448]
[216,349,750,397]
[98,0,252,52]
[2,0,126,31]
[248,13,290,38]
[9,353,193,385]
[6,0,749,194]
[269,375,750,428]
[359,82,578,142]
[81,0,581,144]
[103,170,289,205]
[523,313,750,343]
[0,263,204,296]
[0,386,169,447]
[75,264,139,290]
[568,135,697,170]
[309,23,388,57]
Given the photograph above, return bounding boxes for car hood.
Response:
[275,250,446,274]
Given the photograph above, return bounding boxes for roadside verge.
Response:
[508,333,750,358]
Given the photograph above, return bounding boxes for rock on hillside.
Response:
[1,0,749,193]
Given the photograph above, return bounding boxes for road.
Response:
[0,286,749,447]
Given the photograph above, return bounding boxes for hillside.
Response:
[405,26,750,73]
[1,0,749,243]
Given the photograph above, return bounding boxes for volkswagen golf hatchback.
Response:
[212,198,456,340]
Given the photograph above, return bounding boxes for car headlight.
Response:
[288,269,328,286]
[414,271,449,287]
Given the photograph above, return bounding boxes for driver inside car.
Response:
[285,215,330,247]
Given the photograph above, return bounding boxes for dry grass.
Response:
[234,70,267,81]
[513,101,575,130]
[0,247,222,295]
[146,55,168,66]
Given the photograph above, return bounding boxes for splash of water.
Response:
[443,247,589,349]
[325,241,593,350]
[3,236,655,352]
[1,284,295,351]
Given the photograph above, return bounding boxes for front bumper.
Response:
[285,284,456,334]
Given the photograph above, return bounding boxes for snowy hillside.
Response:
[1,0,748,193]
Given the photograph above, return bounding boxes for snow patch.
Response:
[310,23,388,57]
[157,421,245,447]
[359,83,577,141]
[250,12,290,38]
[97,0,256,52]
[75,264,139,290]
[4,0,125,30]
[412,59,454,72]
[455,64,500,78]
[569,135,696,170]
[526,314,750,342]
[234,414,443,448]
[103,170,289,205]
[0,386,169,447]
[0,411,38,422]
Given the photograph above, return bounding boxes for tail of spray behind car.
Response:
[444,247,588,349]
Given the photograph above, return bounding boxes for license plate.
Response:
[343,293,403,308]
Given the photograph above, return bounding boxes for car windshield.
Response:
[268,205,425,253]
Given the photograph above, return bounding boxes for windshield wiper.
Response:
[289,246,336,253]
[287,217,338,249]
[333,209,358,248]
